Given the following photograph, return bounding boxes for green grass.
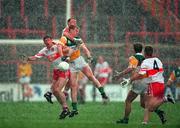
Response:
[0,102,180,128]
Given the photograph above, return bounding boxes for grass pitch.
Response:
[0,101,180,128]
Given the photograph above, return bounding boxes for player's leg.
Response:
[68,72,79,117]
[44,69,57,104]
[140,93,146,108]
[116,90,138,124]
[142,100,151,125]
[51,69,70,119]
[98,77,108,87]
[21,83,25,101]
[51,78,70,119]
[80,83,86,104]
[147,83,175,112]
[144,83,170,124]
[63,84,70,100]
[81,65,109,103]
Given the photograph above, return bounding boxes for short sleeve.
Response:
[128,56,138,68]
[59,36,67,46]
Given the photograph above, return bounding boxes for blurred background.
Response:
[0,0,180,102]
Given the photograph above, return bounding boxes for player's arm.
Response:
[130,62,148,82]
[57,44,70,62]
[27,56,38,61]
[130,71,145,82]
[28,49,45,61]
[63,32,75,41]
[114,56,137,79]
[57,44,64,57]
[81,43,91,58]
[80,42,93,63]
[115,68,134,78]
[59,36,75,57]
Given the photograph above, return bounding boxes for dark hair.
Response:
[133,43,143,53]
[144,46,153,56]
[43,35,52,41]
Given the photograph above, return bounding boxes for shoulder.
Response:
[129,55,138,62]
[59,36,67,45]
[62,27,69,33]
[39,47,47,53]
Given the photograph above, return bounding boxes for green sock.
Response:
[72,102,78,111]
[154,108,161,114]
[98,87,105,95]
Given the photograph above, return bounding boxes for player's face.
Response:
[98,56,104,64]
[68,19,77,26]
[70,27,79,37]
[44,38,53,48]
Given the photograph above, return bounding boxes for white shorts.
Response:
[131,79,148,94]
[19,76,31,84]
[69,56,88,72]
[52,57,62,69]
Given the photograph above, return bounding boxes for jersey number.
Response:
[153,60,159,70]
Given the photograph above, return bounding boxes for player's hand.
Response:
[113,70,122,80]
[73,38,83,45]
[119,78,131,88]
[27,56,36,61]
[19,54,28,61]
[61,56,70,62]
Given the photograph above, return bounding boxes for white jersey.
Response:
[34,44,61,61]
[94,61,110,78]
[139,57,164,83]
[34,44,62,68]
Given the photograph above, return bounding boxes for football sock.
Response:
[154,108,161,114]
[98,87,105,96]
[72,102,78,111]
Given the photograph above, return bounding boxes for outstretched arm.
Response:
[113,67,134,80]
[114,56,138,79]
[80,43,94,63]
[27,56,38,61]
[81,43,91,58]
[27,49,45,61]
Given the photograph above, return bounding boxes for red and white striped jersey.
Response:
[94,62,111,78]
[139,57,164,83]
[34,44,61,62]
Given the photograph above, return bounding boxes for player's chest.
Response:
[44,46,58,56]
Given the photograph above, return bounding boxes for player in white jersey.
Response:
[94,55,112,86]
[129,46,175,124]
[27,36,71,119]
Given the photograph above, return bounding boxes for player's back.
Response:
[142,57,164,83]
